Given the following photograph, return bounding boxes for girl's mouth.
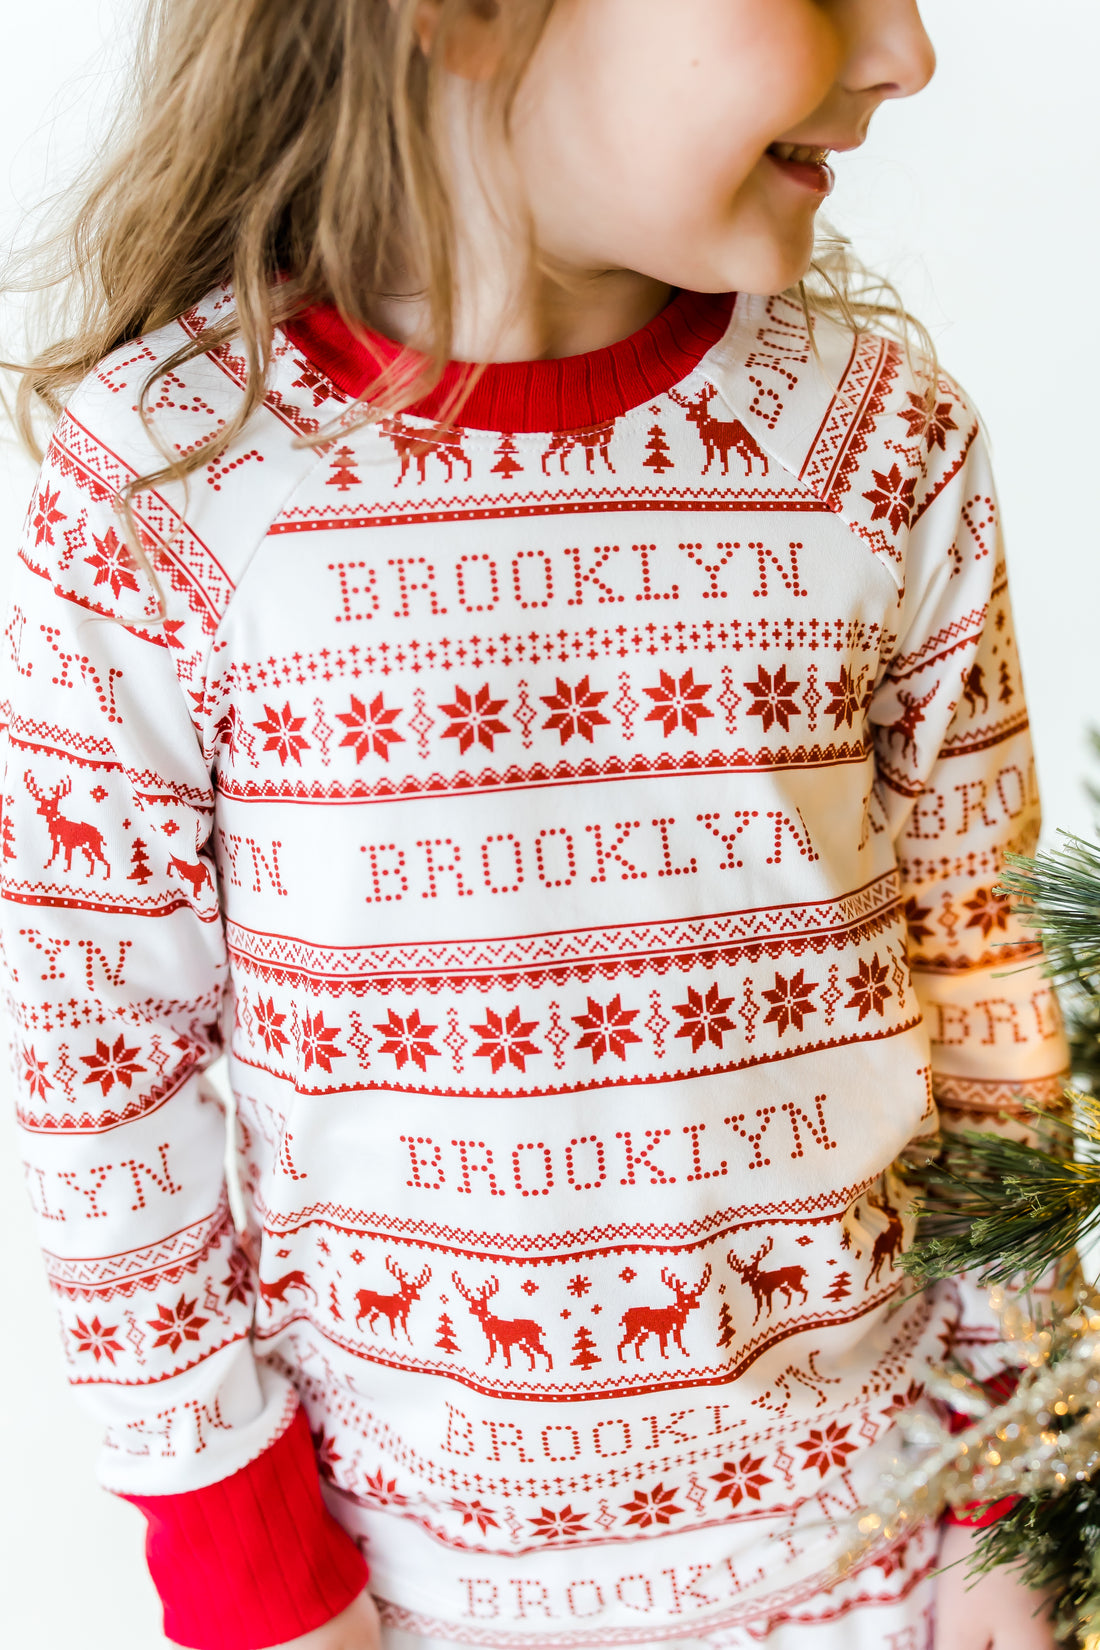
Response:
[765,142,835,197]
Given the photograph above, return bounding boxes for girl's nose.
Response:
[841,0,937,103]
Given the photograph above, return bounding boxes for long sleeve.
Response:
[868,410,1070,1383]
[0,421,367,1648]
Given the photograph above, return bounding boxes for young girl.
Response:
[0,2,1070,1648]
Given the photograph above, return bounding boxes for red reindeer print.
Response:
[167,857,212,901]
[381,417,472,486]
[962,662,989,717]
[541,423,616,478]
[24,772,110,876]
[865,1186,906,1286]
[258,1268,317,1310]
[668,384,770,476]
[617,1265,712,1362]
[727,1238,808,1325]
[354,1256,432,1343]
[452,1272,553,1371]
[883,685,937,763]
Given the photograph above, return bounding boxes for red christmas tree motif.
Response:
[823,664,870,730]
[904,897,934,947]
[999,660,1014,704]
[824,1270,852,1302]
[491,434,524,479]
[716,1300,736,1349]
[672,981,736,1053]
[127,837,153,885]
[642,423,674,474]
[337,692,404,763]
[32,483,65,547]
[450,1498,500,1535]
[540,676,611,745]
[643,668,714,736]
[572,994,642,1064]
[221,1248,254,1306]
[255,701,310,766]
[147,1293,209,1355]
[897,389,958,451]
[761,970,819,1036]
[326,445,360,492]
[863,464,918,534]
[1,797,14,861]
[84,526,142,600]
[439,683,509,755]
[435,1311,459,1354]
[621,1482,684,1529]
[470,1005,541,1073]
[845,953,892,1021]
[79,1033,147,1097]
[711,1453,772,1507]
[528,1505,589,1540]
[963,886,1011,938]
[796,1420,858,1478]
[744,664,801,733]
[374,1008,441,1072]
[70,1314,124,1364]
[255,996,290,1057]
[300,1010,345,1073]
[310,1426,344,1482]
[21,1044,51,1101]
[570,1324,601,1369]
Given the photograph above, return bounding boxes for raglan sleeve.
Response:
[0,422,367,1649]
[866,399,1071,1394]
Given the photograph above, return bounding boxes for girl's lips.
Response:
[765,142,836,198]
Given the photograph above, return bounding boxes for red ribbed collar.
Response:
[281,288,736,433]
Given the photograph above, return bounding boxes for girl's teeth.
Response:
[770,143,829,166]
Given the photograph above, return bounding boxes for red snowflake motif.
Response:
[70,1313,123,1365]
[32,484,65,547]
[904,897,935,947]
[362,1467,409,1506]
[337,692,405,763]
[762,970,819,1036]
[21,1044,52,1101]
[255,702,310,767]
[885,1380,925,1419]
[621,1482,684,1529]
[80,1033,147,1097]
[898,390,959,452]
[450,1498,500,1535]
[440,683,509,755]
[221,1247,254,1306]
[863,464,918,535]
[673,982,736,1053]
[643,668,714,736]
[845,953,893,1021]
[311,1427,345,1484]
[529,1505,589,1540]
[823,664,870,730]
[566,1275,592,1298]
[711,1453,773,1508]
[744,664,801,733]
[84,526,141,600]
[540,675,611,745]
[963,886,1011,938]
[374,1009,441,1072]
[301,1010,345,1073]
[147,1293,210,1355]
[797,1420,857,1479]
[254,996,290,1057]
[572,994,643,1064]
[470,1005,541,1074]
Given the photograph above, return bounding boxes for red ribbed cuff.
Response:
[117,1401,369,1650]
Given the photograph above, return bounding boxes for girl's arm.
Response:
[0,404,366,1649]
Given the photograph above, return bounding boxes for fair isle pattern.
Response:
[0,285,1067,1644]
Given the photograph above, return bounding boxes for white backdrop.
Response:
[2,4,1098,1645]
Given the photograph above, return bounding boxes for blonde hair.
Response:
[4,0,936,493]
